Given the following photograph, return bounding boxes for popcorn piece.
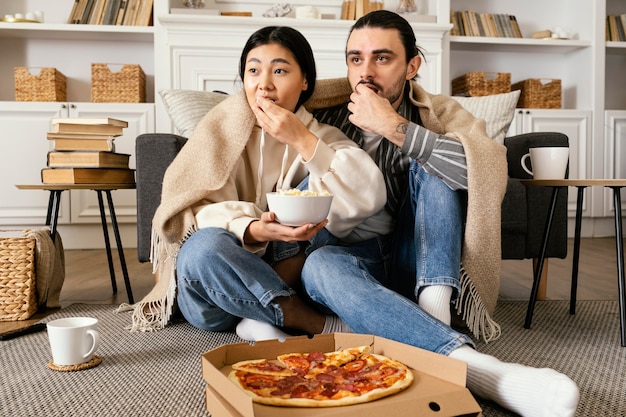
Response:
[277,188,331,196]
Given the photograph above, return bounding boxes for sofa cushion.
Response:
[451,90,520,144]
[159,89,228,138]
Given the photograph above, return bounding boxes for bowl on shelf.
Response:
[266,190,333,227]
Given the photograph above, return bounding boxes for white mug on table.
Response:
[521,147,569,179]
[47,317,100,366]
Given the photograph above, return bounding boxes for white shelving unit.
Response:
[0,0,156,249]
[449,0,626,237]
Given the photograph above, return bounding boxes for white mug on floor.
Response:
[521,147,569,179]
[47,317,100,366]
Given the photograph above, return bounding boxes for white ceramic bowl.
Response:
[266,192,333,226]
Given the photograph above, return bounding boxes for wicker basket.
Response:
[0,233,37,321]
[91,63,146,103]
[14,67,67,102]
[451,72,511,97]
[512,78,562,109]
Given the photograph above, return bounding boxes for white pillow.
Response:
[159,89,229,137]
[451,90,520,144]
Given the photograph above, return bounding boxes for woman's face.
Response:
[243,43,308,113]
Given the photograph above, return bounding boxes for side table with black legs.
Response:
[521,179,626,347]
[15,183,136,304]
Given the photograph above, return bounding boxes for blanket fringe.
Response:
[116,272,176,332]
[116,227,192,332]
[455,266,501,343]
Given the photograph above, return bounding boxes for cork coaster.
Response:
[48,355,102,372]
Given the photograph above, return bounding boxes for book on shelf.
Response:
[479,13,492,37]
[135,0,154,26]
[116,0,128,25]
[50,122,124,136]
[450,11,460,36]
[50,117,128,127]
[486,13,499,37]
[50,138,116,152]
[80,0,96,24]
[123,0,140,25]
[71,0,88,24]
[47,131,118,141]
[89,0,108,25]
[103,0,121,25]
[67,0,81,23]
[495,14,510,37]
[47,151,130,169]
[467,10,481,37]
[509,15,523,38]
[41,167,135,184]
[532,29,552,39]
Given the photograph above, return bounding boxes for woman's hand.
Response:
[252,98,318,160]
[244,211,328,245]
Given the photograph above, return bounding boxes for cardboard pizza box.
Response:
[201,333,482,417]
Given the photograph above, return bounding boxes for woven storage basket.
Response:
[0,233,37,321]
[91,63,146,103]
[512,78,562,109]
[14,67,67,102]
[451,72,511,97]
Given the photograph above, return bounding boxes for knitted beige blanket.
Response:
[308,79,508,342]
[127,79,507,342]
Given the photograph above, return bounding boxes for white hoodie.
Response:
[193,106,387,254]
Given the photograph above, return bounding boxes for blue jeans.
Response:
[301,161,472,354]
[176,226,337,332]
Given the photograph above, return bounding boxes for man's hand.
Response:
[347,83,409,148]
[244,211,328,245]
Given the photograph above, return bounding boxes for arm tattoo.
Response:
[396,123,408,135]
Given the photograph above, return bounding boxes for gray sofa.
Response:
[135,131,569,269]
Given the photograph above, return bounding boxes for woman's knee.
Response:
[178,228,234,268]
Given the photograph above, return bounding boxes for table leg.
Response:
[570,186,586,315]
[525,186,562,329]
[610,186,626,347]
[48,190,63,243]
[97,190,118,295]
[105,190,134,304]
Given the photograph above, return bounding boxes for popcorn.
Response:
[277,188,331,196]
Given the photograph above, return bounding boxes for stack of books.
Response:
[41,117,135,184]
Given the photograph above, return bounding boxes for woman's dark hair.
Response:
[349,10,427,64]
[238,26,316,108]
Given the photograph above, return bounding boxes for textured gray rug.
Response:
[1,301,625,416]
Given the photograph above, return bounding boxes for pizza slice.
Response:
[231,358,297,377]
[277,345,371,375]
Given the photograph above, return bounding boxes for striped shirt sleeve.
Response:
[402,123,468,191]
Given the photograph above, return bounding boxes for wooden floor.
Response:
[1,238,623,334]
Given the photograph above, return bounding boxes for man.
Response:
[301,10,579,417]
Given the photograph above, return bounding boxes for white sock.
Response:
[418,285,453,325]
[449,345,579,417]
[322,315,352,334]
[235,318,291,342]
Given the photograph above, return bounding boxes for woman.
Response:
[130,26,386,339]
